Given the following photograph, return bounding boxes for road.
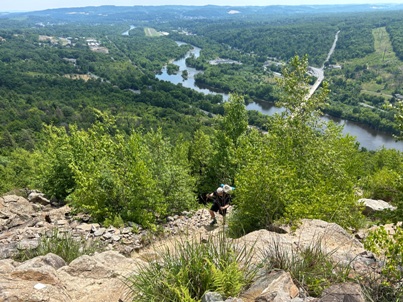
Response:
[306,30,340,99]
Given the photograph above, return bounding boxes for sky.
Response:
[1,0,403,12]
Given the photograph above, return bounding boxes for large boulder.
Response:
[10,253,66,285]
[358,198,396,215]
[0,280,71,302]
[0,251,146,302]
[238,219,365,265]
[241,270,298,302]
[28,191,51,206]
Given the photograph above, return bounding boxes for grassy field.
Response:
[144,27,162,37]
[343,27,403,98]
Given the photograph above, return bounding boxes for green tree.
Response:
[222,94,248,146]
[0,148,34,194]
[32,125,75,201]
[276,54,328,126]
[143,129,196,215]
[188,129,214,193]
[203,94,249,188]
[230,56,364,237]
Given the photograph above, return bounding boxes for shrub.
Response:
[15,228,103,264]
[364,225,403,287]
[125,231,258,301]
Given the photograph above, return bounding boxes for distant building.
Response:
[209,58,242,65]
[394,94,403,100]
[329,64,342,69]
[63,58,77,66]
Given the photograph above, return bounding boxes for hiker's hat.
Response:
[222,184,232,193]
[216,187,224,193]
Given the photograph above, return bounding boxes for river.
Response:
[122,25,136,36]
[156,43,403,151]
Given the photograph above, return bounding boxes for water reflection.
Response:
[156,45,230,100]
[247,101,403,151]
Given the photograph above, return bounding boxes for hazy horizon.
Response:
[1,0,403,13]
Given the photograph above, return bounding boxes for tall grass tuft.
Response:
[261,235,351,297]
[124,231,258,302]
[360,273,403,302]
[15,228,103,264]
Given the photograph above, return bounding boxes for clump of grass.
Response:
[262,235,351,297]
[360,273,403,302]
[15,228,103,264]
[124,231,258,302]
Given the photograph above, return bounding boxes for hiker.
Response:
[206,184,232,225]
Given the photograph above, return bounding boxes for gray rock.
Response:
[358,198,396,215]
[182,211,192,217]
[57,219,69,226]
[94,228,106,236]
[17,238,40,250]
[202,291,224,302]
[103,232,113,239]
[122,227,132,234]
[32,203,43,211]
[243,270,299,302]
[318,283,365,302]
[121,238,133,245]
[27,192,50,206]
[76,223,94,232]
[111,235,121,241]
[11,256,61,284]
[60,254,114,278]
[0,242,18,260]
[2,195,23,203]
[0,259,16,274]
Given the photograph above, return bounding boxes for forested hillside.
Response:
[1,6,403,300]
[1,5,403,231]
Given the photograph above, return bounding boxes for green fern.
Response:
[211,260,245,298]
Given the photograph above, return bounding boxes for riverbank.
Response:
[156,42,403,151]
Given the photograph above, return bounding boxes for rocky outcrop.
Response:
[0,194,389,302]
[0,251,146,302]
[0,194,216,260]
[237,219,366,265]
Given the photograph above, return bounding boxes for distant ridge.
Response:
[2,4,403,22]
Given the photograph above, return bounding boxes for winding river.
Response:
[156,43,403,151]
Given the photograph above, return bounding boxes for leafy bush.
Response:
[0,148,35,195]
[365,168,402,202]
[364,225,403,286]
[33,110,196,229]
[125,231,258,301]
[15,228,103,264]
[261,236,351,297]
